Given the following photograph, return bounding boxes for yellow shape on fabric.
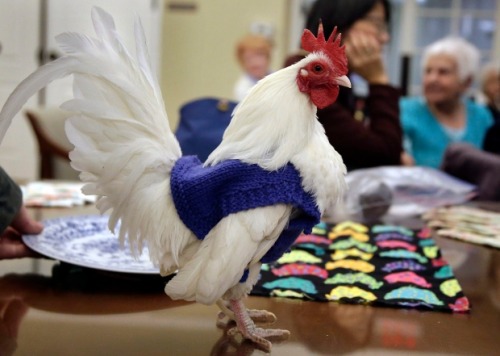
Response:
[312,225,327,235]
[331,248,373,261]
[440,279,462,297]
[333,221,368,233]
[326,259,375,273]
[325,286,377,302]
[271,290,309,299]
[423,246,439,259]
[328,229,369,242]
[277,250,322,264]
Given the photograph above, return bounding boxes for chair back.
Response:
[175,98,237,162]
[25,107,78,180]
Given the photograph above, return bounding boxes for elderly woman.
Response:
[480,62,500,120]
[400,37,493,168]
[481,62,500,153]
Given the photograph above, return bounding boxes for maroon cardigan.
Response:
[284,54,402,170]
[318,84,402,170]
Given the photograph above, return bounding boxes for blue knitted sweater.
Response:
[170,156,320,263]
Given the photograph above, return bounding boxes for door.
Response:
[44,0,163,106]
[0,0,40,181]
[0,0,163,181]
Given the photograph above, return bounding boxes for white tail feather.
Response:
[0,6,194,271]
[0,57,77,143]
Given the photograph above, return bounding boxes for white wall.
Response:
[3,0,500,181]
[160,0,290,128]
[0,0,40,182]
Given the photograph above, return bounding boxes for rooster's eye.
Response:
[313,64,324,73]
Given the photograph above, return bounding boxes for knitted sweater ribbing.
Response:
[170,156,320,263]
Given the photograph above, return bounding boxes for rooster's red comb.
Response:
[301,22,348,74]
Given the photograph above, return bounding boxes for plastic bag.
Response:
[333,166,477,222]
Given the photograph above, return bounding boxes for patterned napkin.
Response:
[422,206,500,249]
[22,181,96,207]
[251,221,469,313]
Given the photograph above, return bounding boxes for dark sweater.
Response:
[0,167,23,233]
[318,84,402,171]
[483,104,500,154]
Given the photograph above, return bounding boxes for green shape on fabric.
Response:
[296,243,326,256]
[325,272,384,289]
[434,265,453,279]
[418,239,436,247]
[380,250,428,264]
[311,221,328,235]
[329,238,377,253]
[384,286,444,305]
[262,277,317,294]
[372,225,414,236]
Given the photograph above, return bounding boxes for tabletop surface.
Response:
[1,204,499,355]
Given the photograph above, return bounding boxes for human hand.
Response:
[400,152,415,166]
[344,29,388,85]
[0,206,43,259]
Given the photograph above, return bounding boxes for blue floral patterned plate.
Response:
[23,215,159,274]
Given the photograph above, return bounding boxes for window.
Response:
[408,0,498,95]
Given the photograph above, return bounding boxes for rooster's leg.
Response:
[226,299,290,352]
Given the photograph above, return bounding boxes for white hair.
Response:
[421,37,480,82]
[480,61,500,88]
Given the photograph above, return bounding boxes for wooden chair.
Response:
[24,107,78,180]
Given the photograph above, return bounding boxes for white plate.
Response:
[23,215,159,274]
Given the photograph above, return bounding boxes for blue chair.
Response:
[175,97,237,162]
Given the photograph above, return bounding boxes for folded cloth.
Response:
[423,205,500,249]
[251,221,470,313]
[440,143,500,201]
[21,181,96,207]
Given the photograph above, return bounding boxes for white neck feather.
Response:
[205,63,316,170]
[205,56,347,213]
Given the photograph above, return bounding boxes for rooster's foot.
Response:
[216,300,276,324]
[246,308,277,323]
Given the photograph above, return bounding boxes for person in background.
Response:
[400,37,493,169]
[0,167,43,259]
[286,0,402,171]
[233,34,273,102]
[481,62,500,153]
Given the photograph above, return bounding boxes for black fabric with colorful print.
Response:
[251,221,470,313]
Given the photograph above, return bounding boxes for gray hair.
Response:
[480,61,500,88]
[421,37,480,82]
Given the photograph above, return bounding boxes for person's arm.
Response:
[0,167,43,259]
[0,167,23,234]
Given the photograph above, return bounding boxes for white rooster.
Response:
[0,8,349,351]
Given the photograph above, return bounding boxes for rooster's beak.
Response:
[335,75,351,88]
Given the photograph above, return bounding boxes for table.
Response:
[1,204,499,355]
